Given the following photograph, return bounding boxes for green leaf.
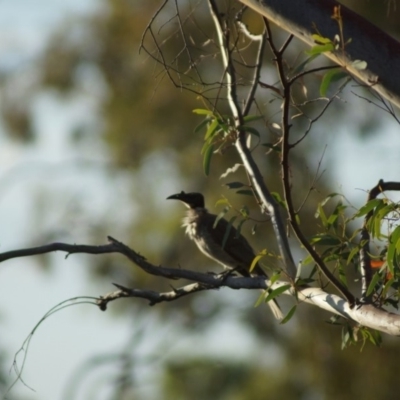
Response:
[194,118,209,134]
[281,305,297,324]
[271,192,287,210]
[366,271,381,297]
[225,182,245,189]
[320,69,348,96]
[250,249,268,273]
[269,272,281,285]
[387,240,396,273]
[306,42,334,56]
[202,144,214,176]
[347,246,360,265]
[265,284,291,303]
[310,234,341,246]
[372,204,394,239]
[215,197,229,208]
[238,125,260,137]
[236,189,253,196]
[204,119,219,140]
[354,199,382,218]
[243,115,264,123]
[315,203,328,227]
[254,291,266,308]
[239,205,249,218]
[320,193,341,207]
[311,34,333,44]
[293,54,319,74]
[302,254,314,266]
[193,108,214,116]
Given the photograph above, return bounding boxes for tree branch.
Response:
[2,236,400,334]
[263,18,355,305]
[240,0,400,110]
[208,0,297,280]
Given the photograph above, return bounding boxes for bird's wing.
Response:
[205,213,266,276]
[206,213,282,319]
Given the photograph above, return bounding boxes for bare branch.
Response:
[3,235,400,334]
[208,0,242,121]
[242,29,267,115]
[98,282,209,310]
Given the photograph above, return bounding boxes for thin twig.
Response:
[243,29,267,115]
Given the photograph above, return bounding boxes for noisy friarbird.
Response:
[167,191,282,320]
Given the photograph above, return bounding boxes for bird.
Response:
[167,191,283,320]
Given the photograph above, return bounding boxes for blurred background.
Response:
[1,1,400,399]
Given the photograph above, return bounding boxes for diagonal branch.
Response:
[208,0,297,280]
[239,0,400,110]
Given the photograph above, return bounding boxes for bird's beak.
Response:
[166,191,185,201]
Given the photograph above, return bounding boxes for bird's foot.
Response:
[217,267,239,283]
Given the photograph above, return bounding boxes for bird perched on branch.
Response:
[167,191,282,320]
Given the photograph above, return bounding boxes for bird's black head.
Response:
[167,191,205,209]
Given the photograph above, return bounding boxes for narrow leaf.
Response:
[320,69,347,97]
[203,144,214,176]
[204,119,219,140]
[243,115,264,123]
[225,182,245,189]
[354,199,382,218]
[311,34,333,44]
[193,108,214,116]
[293,54,319,74]
[250,249,267,273]
[215,197,229,207]
[254,291,266,308]
[194,118,209,134]
[281,305,297,324]
[236,189,253,196]
[269,272,281,285]
[315,203,328,227]
[346,246,360,265]
[306,42,334,56]
[238,125,260,137]
[366,272,381,297]
[265,284,291,302]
